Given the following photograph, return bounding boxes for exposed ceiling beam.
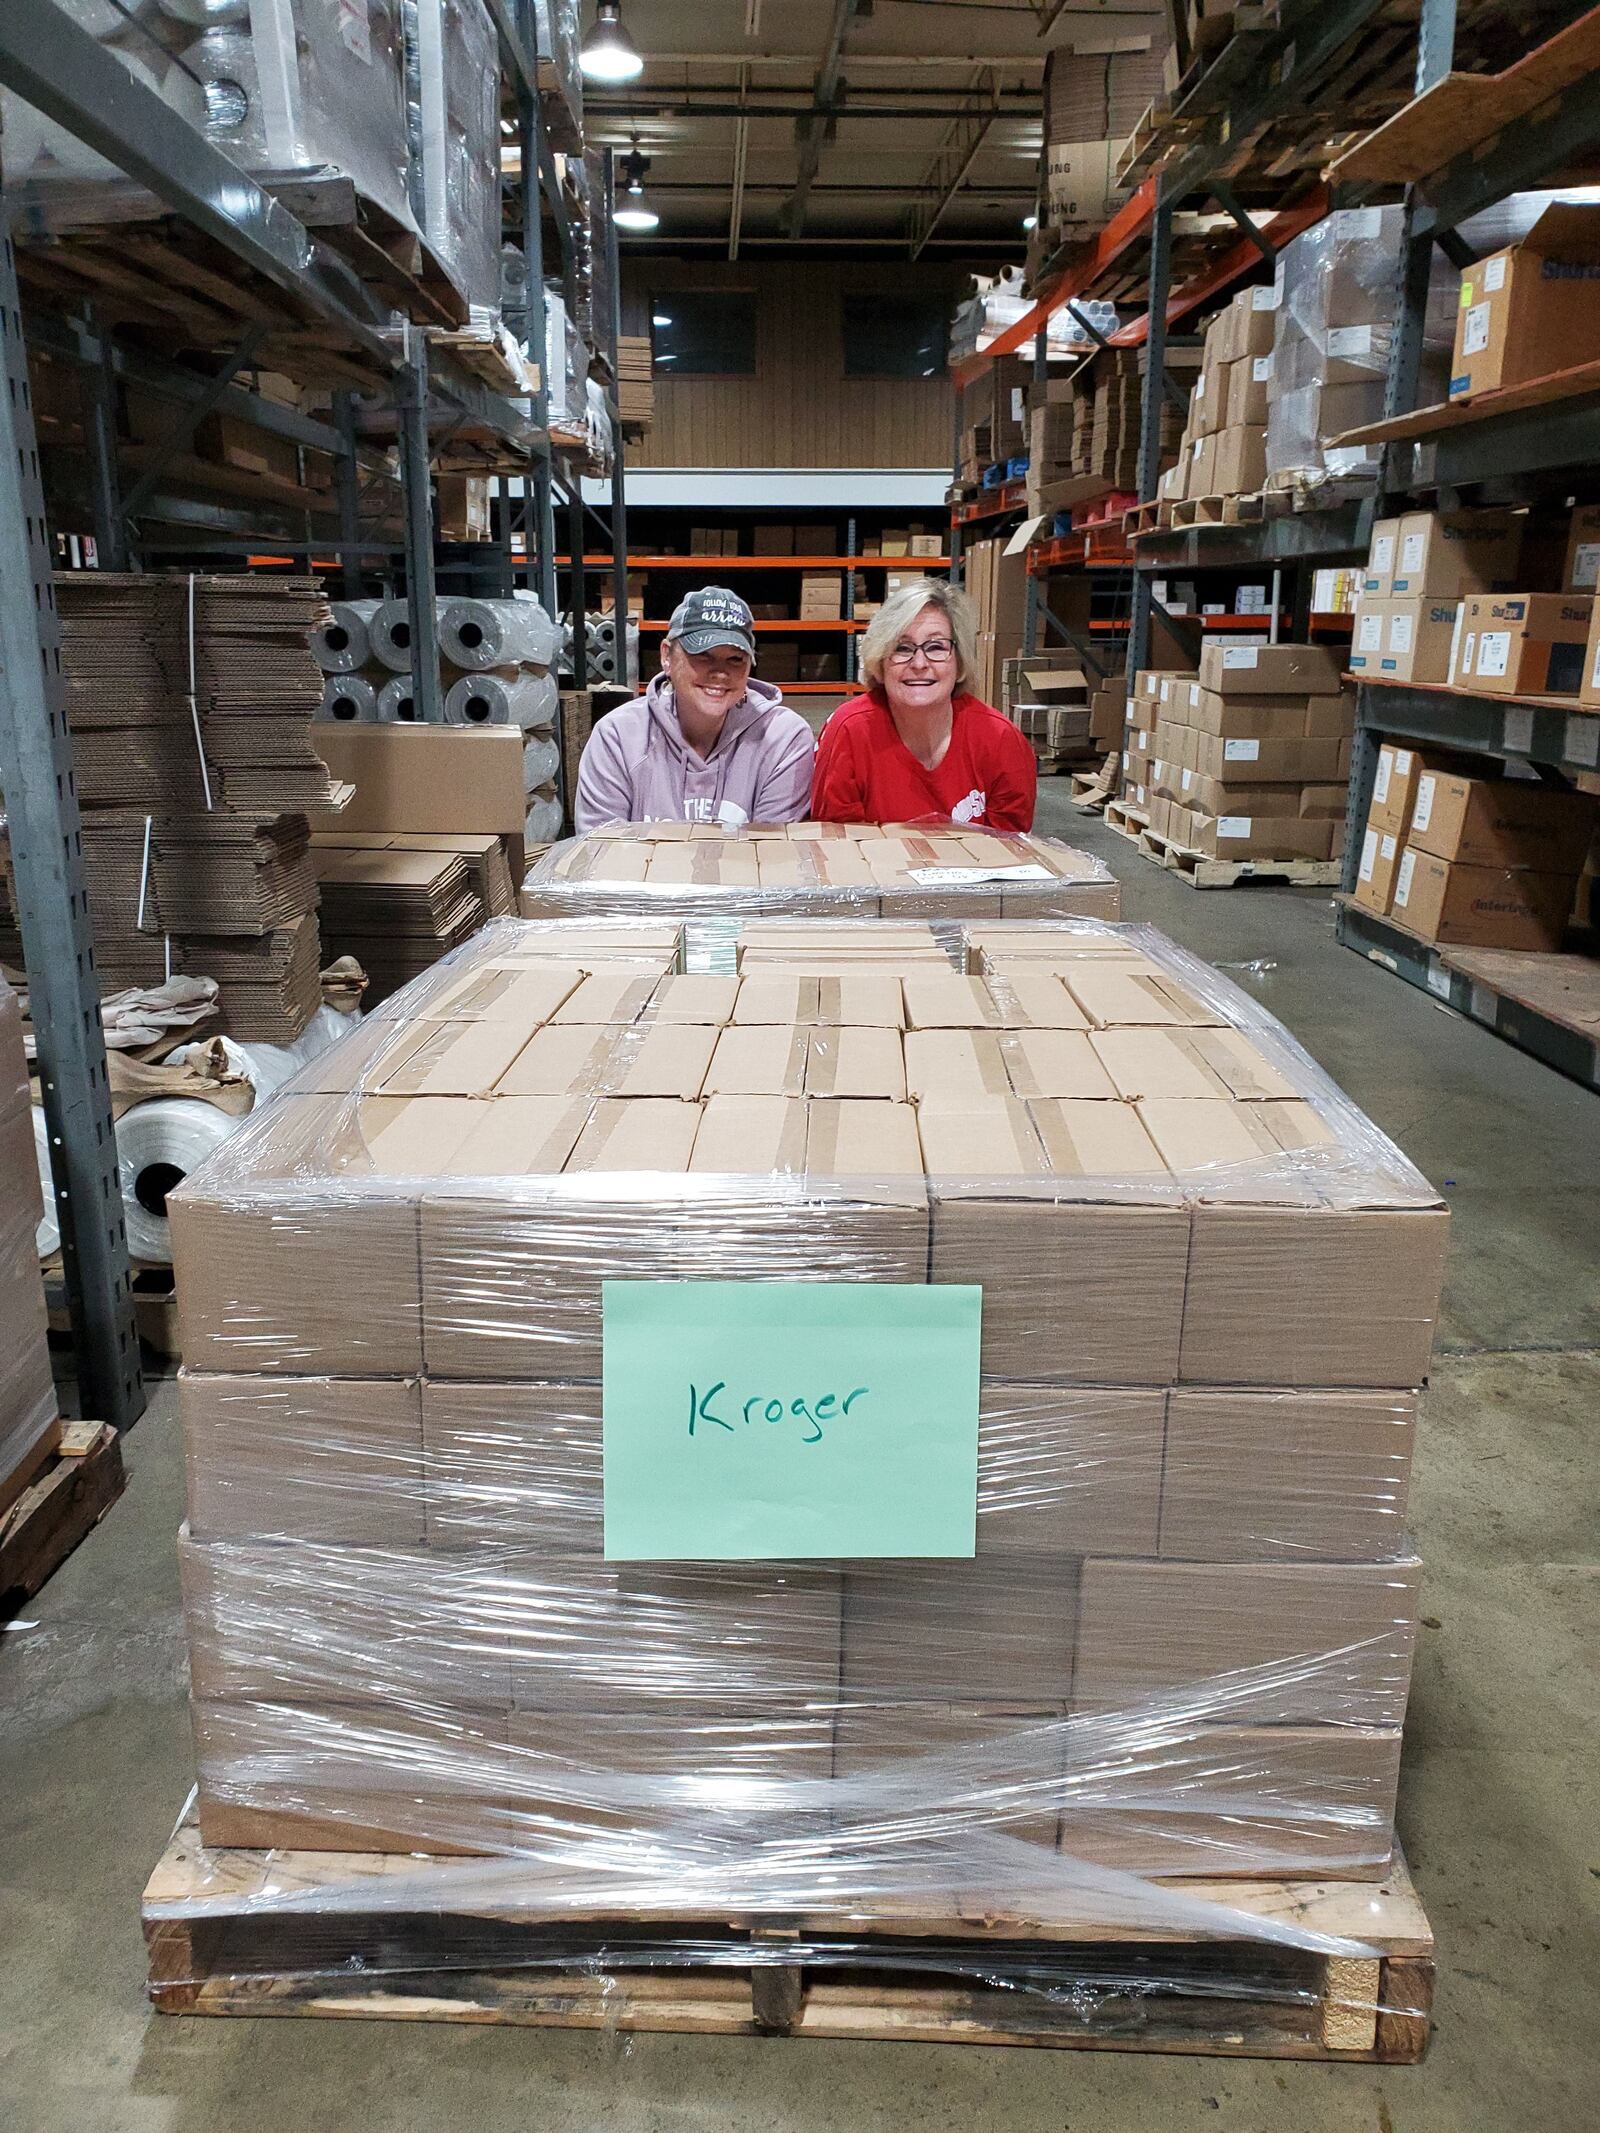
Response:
[780,0,861,240]
[905,66,1003,260]
[584,90,1041,119]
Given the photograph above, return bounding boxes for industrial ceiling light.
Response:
[1022,213,1037,230]
[614,143,660,231]
[580,2,643,83]
[652,312,672,326]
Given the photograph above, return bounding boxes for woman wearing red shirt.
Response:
[810,581,1036,830]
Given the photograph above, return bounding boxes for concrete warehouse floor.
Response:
[2,786,1597,2133]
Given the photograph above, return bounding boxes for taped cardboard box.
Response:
[1390,847,1574,951]
[1449,204,1600,399]
[1452,594,1593,696]
[1407,767,1597,871]
[1389,510,1522,598]
[1197,642,1345,698]
[1354,821,1404,915]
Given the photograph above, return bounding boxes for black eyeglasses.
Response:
[887,637,955,665]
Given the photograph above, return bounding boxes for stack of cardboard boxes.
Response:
[1138,643,1354,862]
[520,820,1121,924]
[1160,291,1275,509]
[0,982,59,1514]
[962,535,1031,703]
[171,914,1444,1886]
[1353,743,1596,950]
[1027,347,1193,514]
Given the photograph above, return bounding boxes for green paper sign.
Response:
[602,1281,981,1561]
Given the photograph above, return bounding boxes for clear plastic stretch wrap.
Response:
[405,0,501,314]
[1267,206,1456,494]
[519,822,1122,927]
[0,983,59,1495]
[159,910,1447,2017]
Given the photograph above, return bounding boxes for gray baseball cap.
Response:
[666,585,756,657]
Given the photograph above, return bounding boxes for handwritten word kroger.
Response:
[688,1381,870,1445]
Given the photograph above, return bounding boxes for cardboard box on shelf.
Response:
[1377,597,1462,686]
[1197,642,1344,697]
[1368,742,1426,837]
[1449,204,1600,400]
[1362,515,1403,598]
[1211,424,1267,498]
[1354,820,1404,915]
[1224,355,1272,430]
[1390,847,1575,949]
[1561,504,1600,593]
[1406,768,1597,871]
[1389,511,1522,599]
[1451,594,1593,697]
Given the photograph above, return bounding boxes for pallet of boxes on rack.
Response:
[1127,642,1354,885]
[148,908,1442,2058]
[1346,501,1600,953]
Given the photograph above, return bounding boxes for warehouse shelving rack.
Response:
[0,2,625,1427]
[1328,0,1600,1090]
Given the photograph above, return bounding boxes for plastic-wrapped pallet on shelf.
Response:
[154,911,1445,2040]
[405,0,501,315]
[518,822,1121,926]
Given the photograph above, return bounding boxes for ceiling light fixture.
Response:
[579,1,643,83]
[613,142,660,232]
[1022,213,1037,230]
[652,312,672,326]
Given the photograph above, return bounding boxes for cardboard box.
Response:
[1353,821,1403,914]
[1389,510,1522,599]
[1391,846,1574,949]
[313,724,528,880]
[1211,422,1267,497]
[1215,286,1278,364]
[1449,204,1600,400]
[1368,742,1424,837]
[1406,769,1596,870]
[1224,354,1271,429]
[1562,503,1600,593]
[1375,596,1461,685]
[833,1702,1066,1846]
[1362,515,1403,597]
[1073,1557,1422,1724]
[1181,812,1336,863]
[1452,594,1593,696]
[842,1555,1078,1703]
[1189,731,1344,786]
[1196,641,1344,697]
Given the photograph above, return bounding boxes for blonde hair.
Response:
[858,580,978,694]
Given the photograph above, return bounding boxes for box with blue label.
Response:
[1449,205,1600,400]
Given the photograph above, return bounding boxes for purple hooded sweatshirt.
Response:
[573,674,815,832]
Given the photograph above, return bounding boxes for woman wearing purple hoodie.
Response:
[573,586,816,830]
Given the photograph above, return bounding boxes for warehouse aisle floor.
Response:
[3,792,1596,2133]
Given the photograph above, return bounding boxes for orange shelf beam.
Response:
[558,554,948,569]
[638,618,861,632]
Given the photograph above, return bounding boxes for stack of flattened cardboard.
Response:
[0,982,59,1508]
[521,820,1121,924]
[55,573,337,1044]
[313,847,487,1005]
[171,914,1445,1899]
[312,832,517,922]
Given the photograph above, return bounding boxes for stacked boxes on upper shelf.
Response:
[1160,290,1275,508]
[1139,643,1354,862]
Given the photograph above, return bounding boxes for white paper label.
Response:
[1251,285,1278,311]
[1395,849,1417,906]
[1224,737,1261,761]
[1252,355,1273,382]
[1358,828,1378,883]
[1462,301,1492,357]
[1381,833,1397,862]
[908,865,1054,885]
[1011,388,1025,423]
[1181,767,1194,791]
[1192,439,1204,461]
[1399,532,1426,573]
[338,0,373,61]
[1189,684,1202,708]
[1137,728,1148,750]
[1564,713,1600,767]
[1388,612,1415,653]
[1201,603,1226,617]
[1221,646,1259,669]
[1571,541,1600,590]
[1217,815,1253,838]
[1394,749,1413,774]
[1426,963,1452,999]
[1371,533,1395,573]
[1476,629,1512,678]
[1153,759,1166,779]
[1502,706,1534,752]
[1412,776,1436,833]
[1328,324,1375,358]
[1484,255,1507,292]
[1357,612,1384,651]
[1373,751,1393,804]
[1160,678,1173,701]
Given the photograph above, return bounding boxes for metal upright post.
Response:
[333,390,364,600]
[81,305,127,572]
[602,150,630,672]
[949,380,964,587]
[1126,174,1173,689]
[396,329,444,722]
[567,478,589,687]
[519,80,558,616]
[0,211,142,1432]
[1022,327,1048,656]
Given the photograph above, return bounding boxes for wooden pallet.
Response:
[1104,800,1149,843]
[142,1813,1433,2061]
[1139,827,1342,890]
[0,1421,124,1612]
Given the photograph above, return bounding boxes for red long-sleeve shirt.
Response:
[810,690,1037,830]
